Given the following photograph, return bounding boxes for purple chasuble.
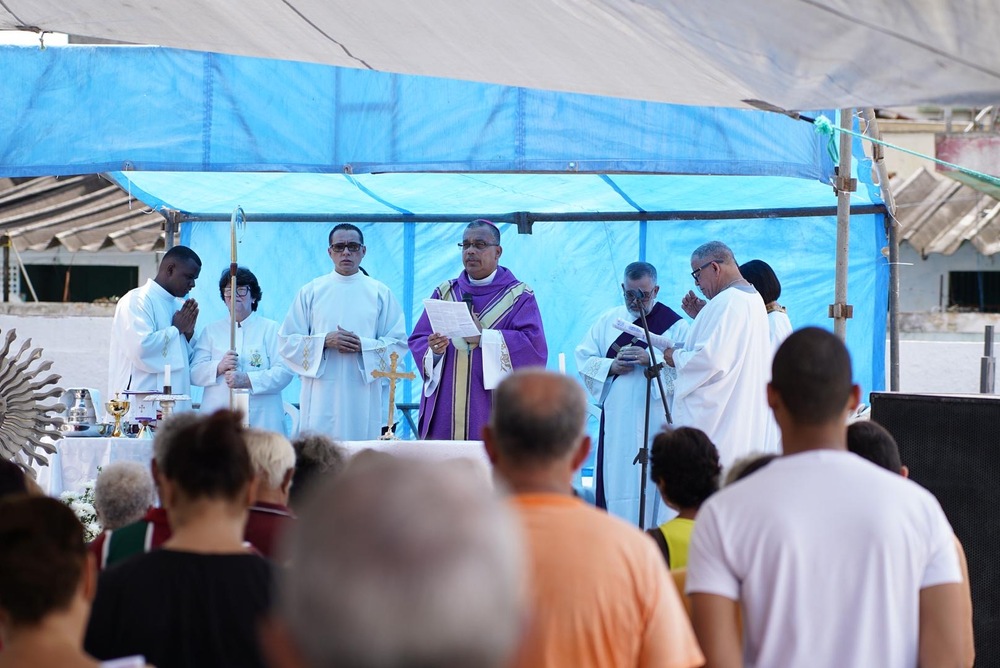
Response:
[408,266,547,440]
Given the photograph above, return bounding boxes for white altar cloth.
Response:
[43,437,489,497]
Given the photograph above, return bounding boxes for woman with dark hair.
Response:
[738,259,793,352]
[739,259,792,454]
[191,266,293,432]
[647,427,721,569]
[85,410,273,668]
[0,496,144,667]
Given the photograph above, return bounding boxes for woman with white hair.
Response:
[93,461,155,531]
[244,428,297,558]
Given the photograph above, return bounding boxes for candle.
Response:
[233,389,251,427]
[163,364,171,389]
[558,353,566,374]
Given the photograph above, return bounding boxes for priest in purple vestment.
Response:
[409,220,548,441]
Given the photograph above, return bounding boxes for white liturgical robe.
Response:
[672,286,771,468]
[108,279,195,412]
[576,304,689,525]
[279,271,408,440]
[191,312,294,433]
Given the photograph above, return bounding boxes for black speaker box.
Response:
[870,391,999,667]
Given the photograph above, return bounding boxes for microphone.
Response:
[462,294,475,316]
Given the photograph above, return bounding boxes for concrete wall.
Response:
[0,304,115,407]
[898,241,1000,313]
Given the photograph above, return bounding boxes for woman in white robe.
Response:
[191,267,294,433]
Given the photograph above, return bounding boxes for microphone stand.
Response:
[631,298,672,530]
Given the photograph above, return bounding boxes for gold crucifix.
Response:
[371,351,416,440]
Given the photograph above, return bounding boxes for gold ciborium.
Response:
[105,394,130,438]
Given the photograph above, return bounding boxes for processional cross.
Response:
[371,351,416,440]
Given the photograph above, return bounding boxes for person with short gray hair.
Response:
[265,453,526,668]
[289,432,346,509]
[575,260,689,523]
[244,429,297,558]
[484,369,703,668]
[664,241,772,468]
[93,461,155,531]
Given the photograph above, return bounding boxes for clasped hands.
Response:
[324,326,362,353]
[171,299,199,340]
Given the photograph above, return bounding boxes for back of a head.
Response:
[161,410,252,501]
[290,432,346,507]
[245,429,296,490]
[279,454,525,668]
[846,421,903,474]
[738,259,781,304]
[650,427,721,509]
[93,461,155,530]
[0,458,28,499]
[153,411,204,469]
[771,327,853,425]
[489,369,586,465]
[0,496,86,626]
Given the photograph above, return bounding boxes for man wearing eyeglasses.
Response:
[408,219,547,441]
[663,241,771,469]
[575,261,689,524]
[279,224,407,440]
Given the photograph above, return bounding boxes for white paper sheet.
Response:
[612,318,674,351]
[423,299,482,338]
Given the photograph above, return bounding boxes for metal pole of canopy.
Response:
[176,204,886,225]
[831,108,856,341]
[861,108,900,391]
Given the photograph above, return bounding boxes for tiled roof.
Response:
[893,167,1000,256]
[0,175,165,252]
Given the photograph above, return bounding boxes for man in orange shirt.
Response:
[484,369,704,668]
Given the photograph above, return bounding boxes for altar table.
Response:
[43,437,489,497]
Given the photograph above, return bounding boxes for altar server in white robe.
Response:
[192,267,294,433]
[575,261,689,525]
[664,241,771,469]
[108,246,201,412]
[279,224,408,440]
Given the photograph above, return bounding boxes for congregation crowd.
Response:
[0,326,976,667]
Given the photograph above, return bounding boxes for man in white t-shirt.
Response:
[686,327,966,668]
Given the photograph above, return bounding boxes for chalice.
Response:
[105,394,130,438]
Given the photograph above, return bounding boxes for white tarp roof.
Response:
[3,0,1000,110]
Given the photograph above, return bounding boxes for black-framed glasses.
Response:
[691,261,715,281]
[458,241,500,251]
[223,286,251,298]
[330,242,363,253]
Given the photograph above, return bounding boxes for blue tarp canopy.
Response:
[0,45,888,411]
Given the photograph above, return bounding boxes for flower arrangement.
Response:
[60,477,102,542]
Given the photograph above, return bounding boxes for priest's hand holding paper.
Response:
[173,298,199,340]
[225,370,251,389]
[463,312,483,346]
[217,350,238,377]
[428,332,450,356]
[325,326,361,353]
